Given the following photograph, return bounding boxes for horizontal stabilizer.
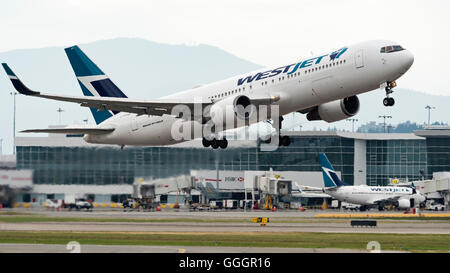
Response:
[20,127,115,135]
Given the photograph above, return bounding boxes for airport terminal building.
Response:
[8,127,450,203]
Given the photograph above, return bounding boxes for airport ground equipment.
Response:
[426,200,446,211]
[132,179,159,211]
[122,198,137,211]
[68,198,93,211]
[0,185,16,208]
[350,220,377,227]
[133,175,192,210]
[252,217,270,227]
[255,169,293,210]
[63,194,93,211]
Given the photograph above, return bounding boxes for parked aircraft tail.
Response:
[320,153,347,188]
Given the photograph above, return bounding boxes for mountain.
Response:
[1,38,450,154]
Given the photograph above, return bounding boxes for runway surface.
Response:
[1,209,449,234]
[6,208,450,219]
[1,220,449,234]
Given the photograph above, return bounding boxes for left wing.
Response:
[2,63,279,119]
[20,127,115,135]
[2,63,209,117]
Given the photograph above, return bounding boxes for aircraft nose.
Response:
[402,50,414,71]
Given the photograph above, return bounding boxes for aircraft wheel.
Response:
[219,139,228,149]
[383,97,395,107]
[280,135,291,146]
[211,139,219,149]
[202,138,210,147]
[388,97,395,106]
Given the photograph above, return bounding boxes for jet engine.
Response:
[209,95,257,125]
[396,199,411,209]
[306,95,360,123]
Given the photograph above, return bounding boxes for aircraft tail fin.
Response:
[320,153,346,188]
[411,182,417,194]
[64,45,128,125]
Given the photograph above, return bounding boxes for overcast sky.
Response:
[1,0,449,94]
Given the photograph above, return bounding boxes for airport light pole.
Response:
[387,125,393,134]
[378,115,392,133]
[57,107,64,125]
[425,105,435,126]
[347,118,358,132]
[10,91,17,155]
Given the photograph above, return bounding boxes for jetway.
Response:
[248,169,293,209]
[132,175,193,209]
[409,172,450,208]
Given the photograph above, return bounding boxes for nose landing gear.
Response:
[383,97,395,107]
[383,81,396,107]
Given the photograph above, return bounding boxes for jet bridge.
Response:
[411,172,450,208]
[132,175,193,210]
[253,169,293,209]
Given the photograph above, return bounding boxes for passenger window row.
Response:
[304,59,346,75]
[207,59,347,100]
[209,86,247,100]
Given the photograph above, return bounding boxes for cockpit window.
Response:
[380,45,405,53]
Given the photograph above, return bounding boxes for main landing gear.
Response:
[264,116,291,147]
[383,81,396,107]
[202,137,228,149]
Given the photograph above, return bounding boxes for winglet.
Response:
[1,63,40,96]
[320,153,347,187]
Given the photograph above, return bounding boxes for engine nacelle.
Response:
[396,199,411,209]
[209,95,257,126]
[307,95,360,123]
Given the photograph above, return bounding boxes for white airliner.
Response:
[2,40,414,149]
[315,153,426,211]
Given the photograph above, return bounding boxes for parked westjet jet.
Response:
[316,153,426,211]
[2,40,414,149]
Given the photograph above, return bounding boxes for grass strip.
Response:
[0,231,449,252]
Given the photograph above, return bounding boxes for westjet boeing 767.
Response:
[2,40,413,149]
